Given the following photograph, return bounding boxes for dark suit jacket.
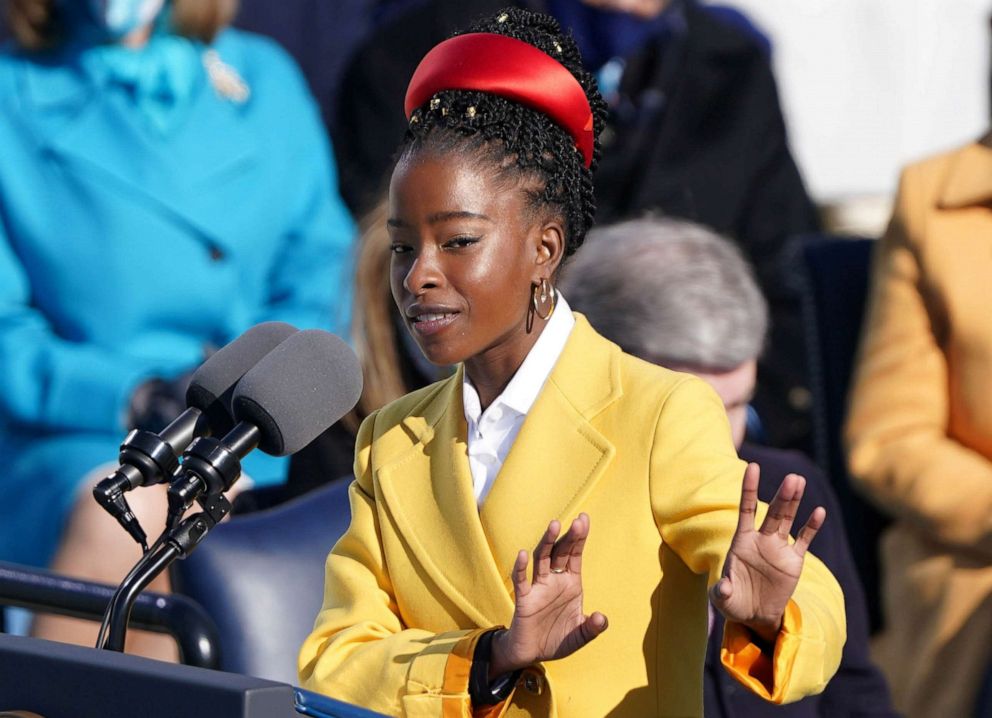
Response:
[232,0,376,130]
[594,0,821,451]
[704,443,896,717]
[331,0,508,215]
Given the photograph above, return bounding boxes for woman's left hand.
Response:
[710,462,826,642]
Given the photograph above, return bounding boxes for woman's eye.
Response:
[390,244,412,255]
[445,236,480,249]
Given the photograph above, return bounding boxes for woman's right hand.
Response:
[489,513,608,679]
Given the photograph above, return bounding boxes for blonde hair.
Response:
[342,198,412,433]
[6,0,239,49]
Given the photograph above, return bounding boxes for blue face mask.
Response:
[84,0,166,39]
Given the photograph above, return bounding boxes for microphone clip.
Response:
[117,428,183,489]
[166,431,252,528]
[92,467,149,553]
[92,428,185,552]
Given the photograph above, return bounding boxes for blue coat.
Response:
[0,29,356,567]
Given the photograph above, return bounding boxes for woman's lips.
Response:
[410,311,459,336]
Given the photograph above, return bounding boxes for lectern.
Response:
[0,634,383,718]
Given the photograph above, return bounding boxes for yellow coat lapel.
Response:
[375,315,622,627]
[481,315,622,587]
[376,367,514,628]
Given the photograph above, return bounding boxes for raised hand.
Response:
[710,463,825,642]
[490,513,608,678]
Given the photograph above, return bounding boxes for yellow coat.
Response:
[300,315,845,717]
[845,138,992,717]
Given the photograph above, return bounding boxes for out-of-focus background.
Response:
[726,0,991,233]
[1,2,990,716]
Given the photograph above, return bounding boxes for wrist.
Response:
[488,629,524,680]
[745,615,783,646]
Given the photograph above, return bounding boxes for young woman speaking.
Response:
[299,9,845,717]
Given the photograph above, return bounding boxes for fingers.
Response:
[793,506,827,557]
[759,473,806,539]
[578,611,609,645]
[736,463,761,534]
[708,577,733,612]
[710,577,731,600]
[532,520,561,581]
[530,514,592,583]
[550,513,590,575]
[511,549,530,600]
[566,514,589,574]
[555,611,609,661]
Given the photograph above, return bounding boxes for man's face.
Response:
[579,0,670,19]
[671,360,757,449]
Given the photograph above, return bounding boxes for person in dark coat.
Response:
[231,0,376,130]
[230,0,432,144]
[562,216,895,717]
[333,0,820,451]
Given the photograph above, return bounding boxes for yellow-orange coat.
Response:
[301,316,845,717]
[846,137,992,717]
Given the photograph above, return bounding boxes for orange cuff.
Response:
[442,630,514,718]
[720,599,803,703]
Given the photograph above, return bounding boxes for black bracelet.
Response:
[469,629,520,706]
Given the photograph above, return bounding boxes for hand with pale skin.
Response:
[710,463,826,643]
[489,513,609,679]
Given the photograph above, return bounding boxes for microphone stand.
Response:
[99,424,260,652]
[99,497,231,652]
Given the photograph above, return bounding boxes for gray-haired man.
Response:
[563,217,894,717]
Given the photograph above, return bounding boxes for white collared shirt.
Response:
[462,293,575,505]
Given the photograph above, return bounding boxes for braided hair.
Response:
[399,8,608,257]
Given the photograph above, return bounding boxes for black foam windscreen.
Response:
[231,330,363,456]
[185,322,298,435]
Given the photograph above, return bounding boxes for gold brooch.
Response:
[203,50,250,104]
[466,106,477,119]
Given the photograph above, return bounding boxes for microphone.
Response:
[98,332,361,654]
[167,330,363,521]
[93,322,298,548]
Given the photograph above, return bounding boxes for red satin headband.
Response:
[404,33,595,169]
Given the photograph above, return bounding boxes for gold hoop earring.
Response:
[532,278,556,321]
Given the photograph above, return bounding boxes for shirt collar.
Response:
[463,293,576,424]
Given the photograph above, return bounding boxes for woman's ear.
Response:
[533,219,566,281]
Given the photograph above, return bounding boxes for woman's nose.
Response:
[403,250,443,294]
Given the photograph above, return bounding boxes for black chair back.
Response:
[171,479,353,683]
[793,233,889,632]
